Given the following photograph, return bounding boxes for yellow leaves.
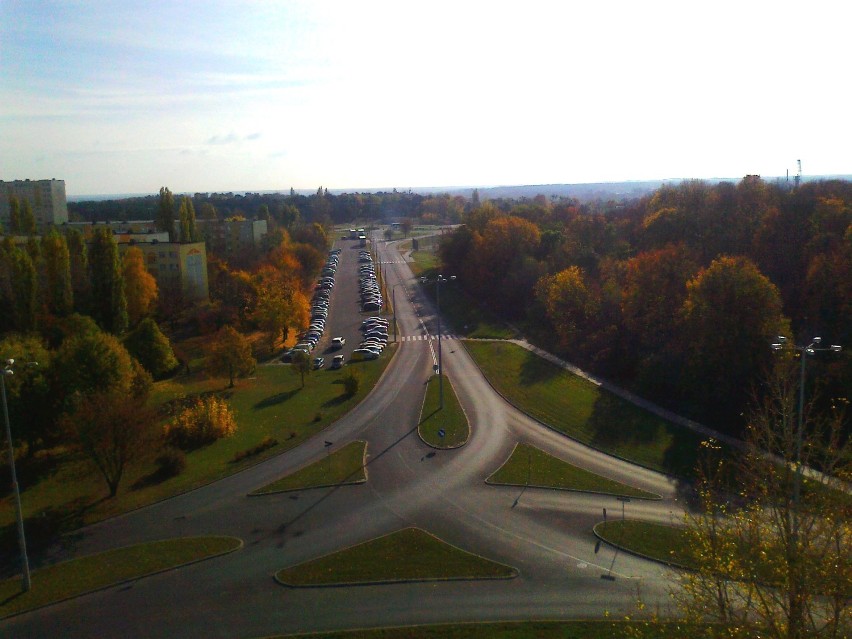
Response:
[164,395,237,449]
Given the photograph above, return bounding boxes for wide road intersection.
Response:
[5,237,686,638]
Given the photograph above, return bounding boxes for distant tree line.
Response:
[439,177,851,437]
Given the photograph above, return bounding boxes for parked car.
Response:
[331,336,346,349]
[352,348,379,360]
[331,354,345,369]
[312,357,325,369]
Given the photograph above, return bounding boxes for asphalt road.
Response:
[3,235,687,639]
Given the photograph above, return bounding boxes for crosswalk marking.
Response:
[398,334,458,342]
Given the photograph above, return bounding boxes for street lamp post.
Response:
[1,359,32,592]
[770,336,842,526]
[421,275,456,409]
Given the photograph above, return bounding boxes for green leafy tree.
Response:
[65,228,90,312]
[0,333,53,456]
[52,329,140,410]
[88,227,128,334]
[41,230,74,317]
[206,325,255,388]
[178,195,198,242]
[8,246,38,332]
[157,186,176,241]
[123,317,178,380]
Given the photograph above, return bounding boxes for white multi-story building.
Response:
[0,179,69,232]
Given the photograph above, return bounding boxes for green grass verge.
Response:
[270,620,702,638]
[465,341,704,478]
[418,374,469,448]
[275,528,517,586]
[250,441,367,494]
[0,536,241,619]
[595,520,693,569]
[487,443,660,500]
[406,254,516,340]
[2,352,393,541]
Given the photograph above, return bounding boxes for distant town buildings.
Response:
[0,178,69,231]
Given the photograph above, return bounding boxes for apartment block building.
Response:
[0,179,69,231]
[117,240,209,302]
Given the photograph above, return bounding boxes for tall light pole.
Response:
[1,358,32,592]
[770,336,842,523]
[421,275,456,409]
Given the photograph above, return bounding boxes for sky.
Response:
[2,0,850,196]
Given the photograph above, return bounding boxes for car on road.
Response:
[331,336,345,349]
[331,354,345,369]
[312,357,325,369]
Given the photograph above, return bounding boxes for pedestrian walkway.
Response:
[377,260,406,265]
[398,334,459,342]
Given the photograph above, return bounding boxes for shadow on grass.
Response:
[0,495,109,579]
[419,407,441,424]
[321,393,353,409]
[254,388,301,409]
[518,350,561,386]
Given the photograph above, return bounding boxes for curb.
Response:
[416,374,470,450]
[0,536,244,620]
[273,527,519,588]
[591,521,691,571]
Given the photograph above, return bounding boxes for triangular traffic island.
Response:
[275,527,518,586]
[250,440,367,495]
[487,442,661,500]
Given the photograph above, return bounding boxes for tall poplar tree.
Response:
[88,228,128,334]
[66,228,90,313]
[178,195,197,242]
[157,186,176,241]
[122,246,158,327]
[9,246,38,332]
[8,195,21,234]
[41,230,74,317]
[21,198,37,235]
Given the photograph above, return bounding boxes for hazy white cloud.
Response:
[2,0,849,194]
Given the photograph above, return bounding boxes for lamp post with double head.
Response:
[421,275,456,409]
[1,358,32,592]
[770,336,842,531]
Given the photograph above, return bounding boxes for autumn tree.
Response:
[123,317,178,379]
[65,228,90,312]
[88,228,128,334]
[63,387,153,497]
[535,266,598,352]
[675,362,850,639]
[122,246,158,327]
[206,325,255,387]
[679,256,788,430]
[40,230,74,317]
[157,186,176,241]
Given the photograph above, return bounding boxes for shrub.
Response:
[155,447,186,478]
[164,396,237,449]
[342,369,361,396]
[231,436,278,463]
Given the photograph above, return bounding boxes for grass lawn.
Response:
[0,536,241,619]
[465,341,704,478]
[271,621,701,639]
[1,351,394,548]
[487,443,660,500]
[594,520,693,569]
[250,441,367,494]
[275,528,517,586]
[418,374,469,449]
